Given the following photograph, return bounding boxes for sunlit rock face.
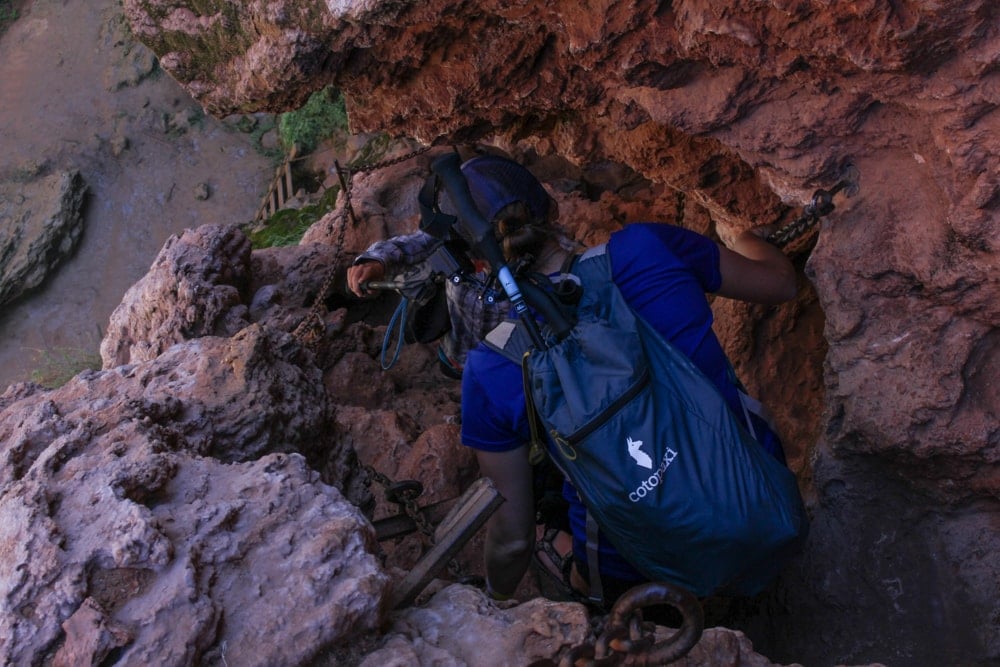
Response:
[67,0,1000,663]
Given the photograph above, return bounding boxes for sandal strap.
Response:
[534,529,586,602]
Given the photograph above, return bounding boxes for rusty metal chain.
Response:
[291,144,433,346]
[353,144,434,174]
[767,165,859,248]
[673,189,686,227]
[292,190,351,345]
[361,464,465,579]
[292,143,463,582]
[765,190,831,248]
[529,582,704,666]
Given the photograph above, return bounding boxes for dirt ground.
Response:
[0,0,276,390]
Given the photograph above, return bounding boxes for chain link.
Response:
[283,142,466,588]
[354,144,434,174]
[292,196,351,344]
[361,464,466,579]
[767,169,857,248]
[767,207,821,248]
[291,144,433,346]
[530,582,704,666]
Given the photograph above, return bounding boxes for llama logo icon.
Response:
[627,436,653,469]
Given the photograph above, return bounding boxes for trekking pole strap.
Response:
[380,298,408,369]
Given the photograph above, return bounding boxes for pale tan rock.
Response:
[358,584,590,667]
[360,584,816,667]
[53,599,132,667]
[100,224,252,368]
[0,436,386,666]
[0,338,388,665]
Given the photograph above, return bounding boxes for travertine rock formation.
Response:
[357,585,592,666]
[6,0,994,664]
[0,324,386,666]
[362,582,806,667]
[100,224,252,367]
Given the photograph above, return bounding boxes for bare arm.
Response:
[473,445,536,598]
[716,226,797,304]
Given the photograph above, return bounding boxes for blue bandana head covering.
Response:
[460,155,550,223]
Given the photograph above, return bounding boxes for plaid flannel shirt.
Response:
[357,231,508,367]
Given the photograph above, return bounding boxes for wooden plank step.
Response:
[388,477,504,609]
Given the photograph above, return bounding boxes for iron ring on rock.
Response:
[605,581,705,664]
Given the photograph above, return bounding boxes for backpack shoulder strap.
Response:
[567,243,610,294]
[482,318,550,464]
[482,318,534,363]
[482,242,611,360]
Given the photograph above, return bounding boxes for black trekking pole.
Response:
[430,153,572,349]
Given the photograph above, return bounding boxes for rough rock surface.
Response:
[357,584,799,667]
[0,324,387,666]
[100,224,253,367]
[118,2,999,664]
[357,584,591,666]
[0,170,88,307]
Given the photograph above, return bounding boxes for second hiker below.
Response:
[453,158,802,605]
[346,152,579,378]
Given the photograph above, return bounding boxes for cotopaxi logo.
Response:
[628,447,678,502]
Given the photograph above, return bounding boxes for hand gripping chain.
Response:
[292,146,433,346]
[766,164,860,248]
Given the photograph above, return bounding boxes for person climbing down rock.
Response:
[443,154,806,607]
[346,152,577,378]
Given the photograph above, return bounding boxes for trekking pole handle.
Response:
[361,280,403,292]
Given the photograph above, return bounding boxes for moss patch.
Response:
[247,186,340,249]
[278,87,349,154]
[30,346,102,389]
[141,1,254,85]
[0,0,23,37]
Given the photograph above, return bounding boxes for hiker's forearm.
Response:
[359,231,442,271]
[716,228,796,304]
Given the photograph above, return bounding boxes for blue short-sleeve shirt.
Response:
[461,222,736,580]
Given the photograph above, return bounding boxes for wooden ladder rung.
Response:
[387,477,504,609]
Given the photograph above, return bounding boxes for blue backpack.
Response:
[484,244,809,599]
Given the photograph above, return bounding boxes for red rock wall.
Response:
[123,1,1000,664]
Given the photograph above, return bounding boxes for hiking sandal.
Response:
[532,528,587,604]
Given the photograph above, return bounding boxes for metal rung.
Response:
[373,498,457,542]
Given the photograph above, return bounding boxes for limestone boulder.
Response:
[0,170,87,307]
[0,326,388,666]
[100,224,252,368]
[357,583,808,667]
